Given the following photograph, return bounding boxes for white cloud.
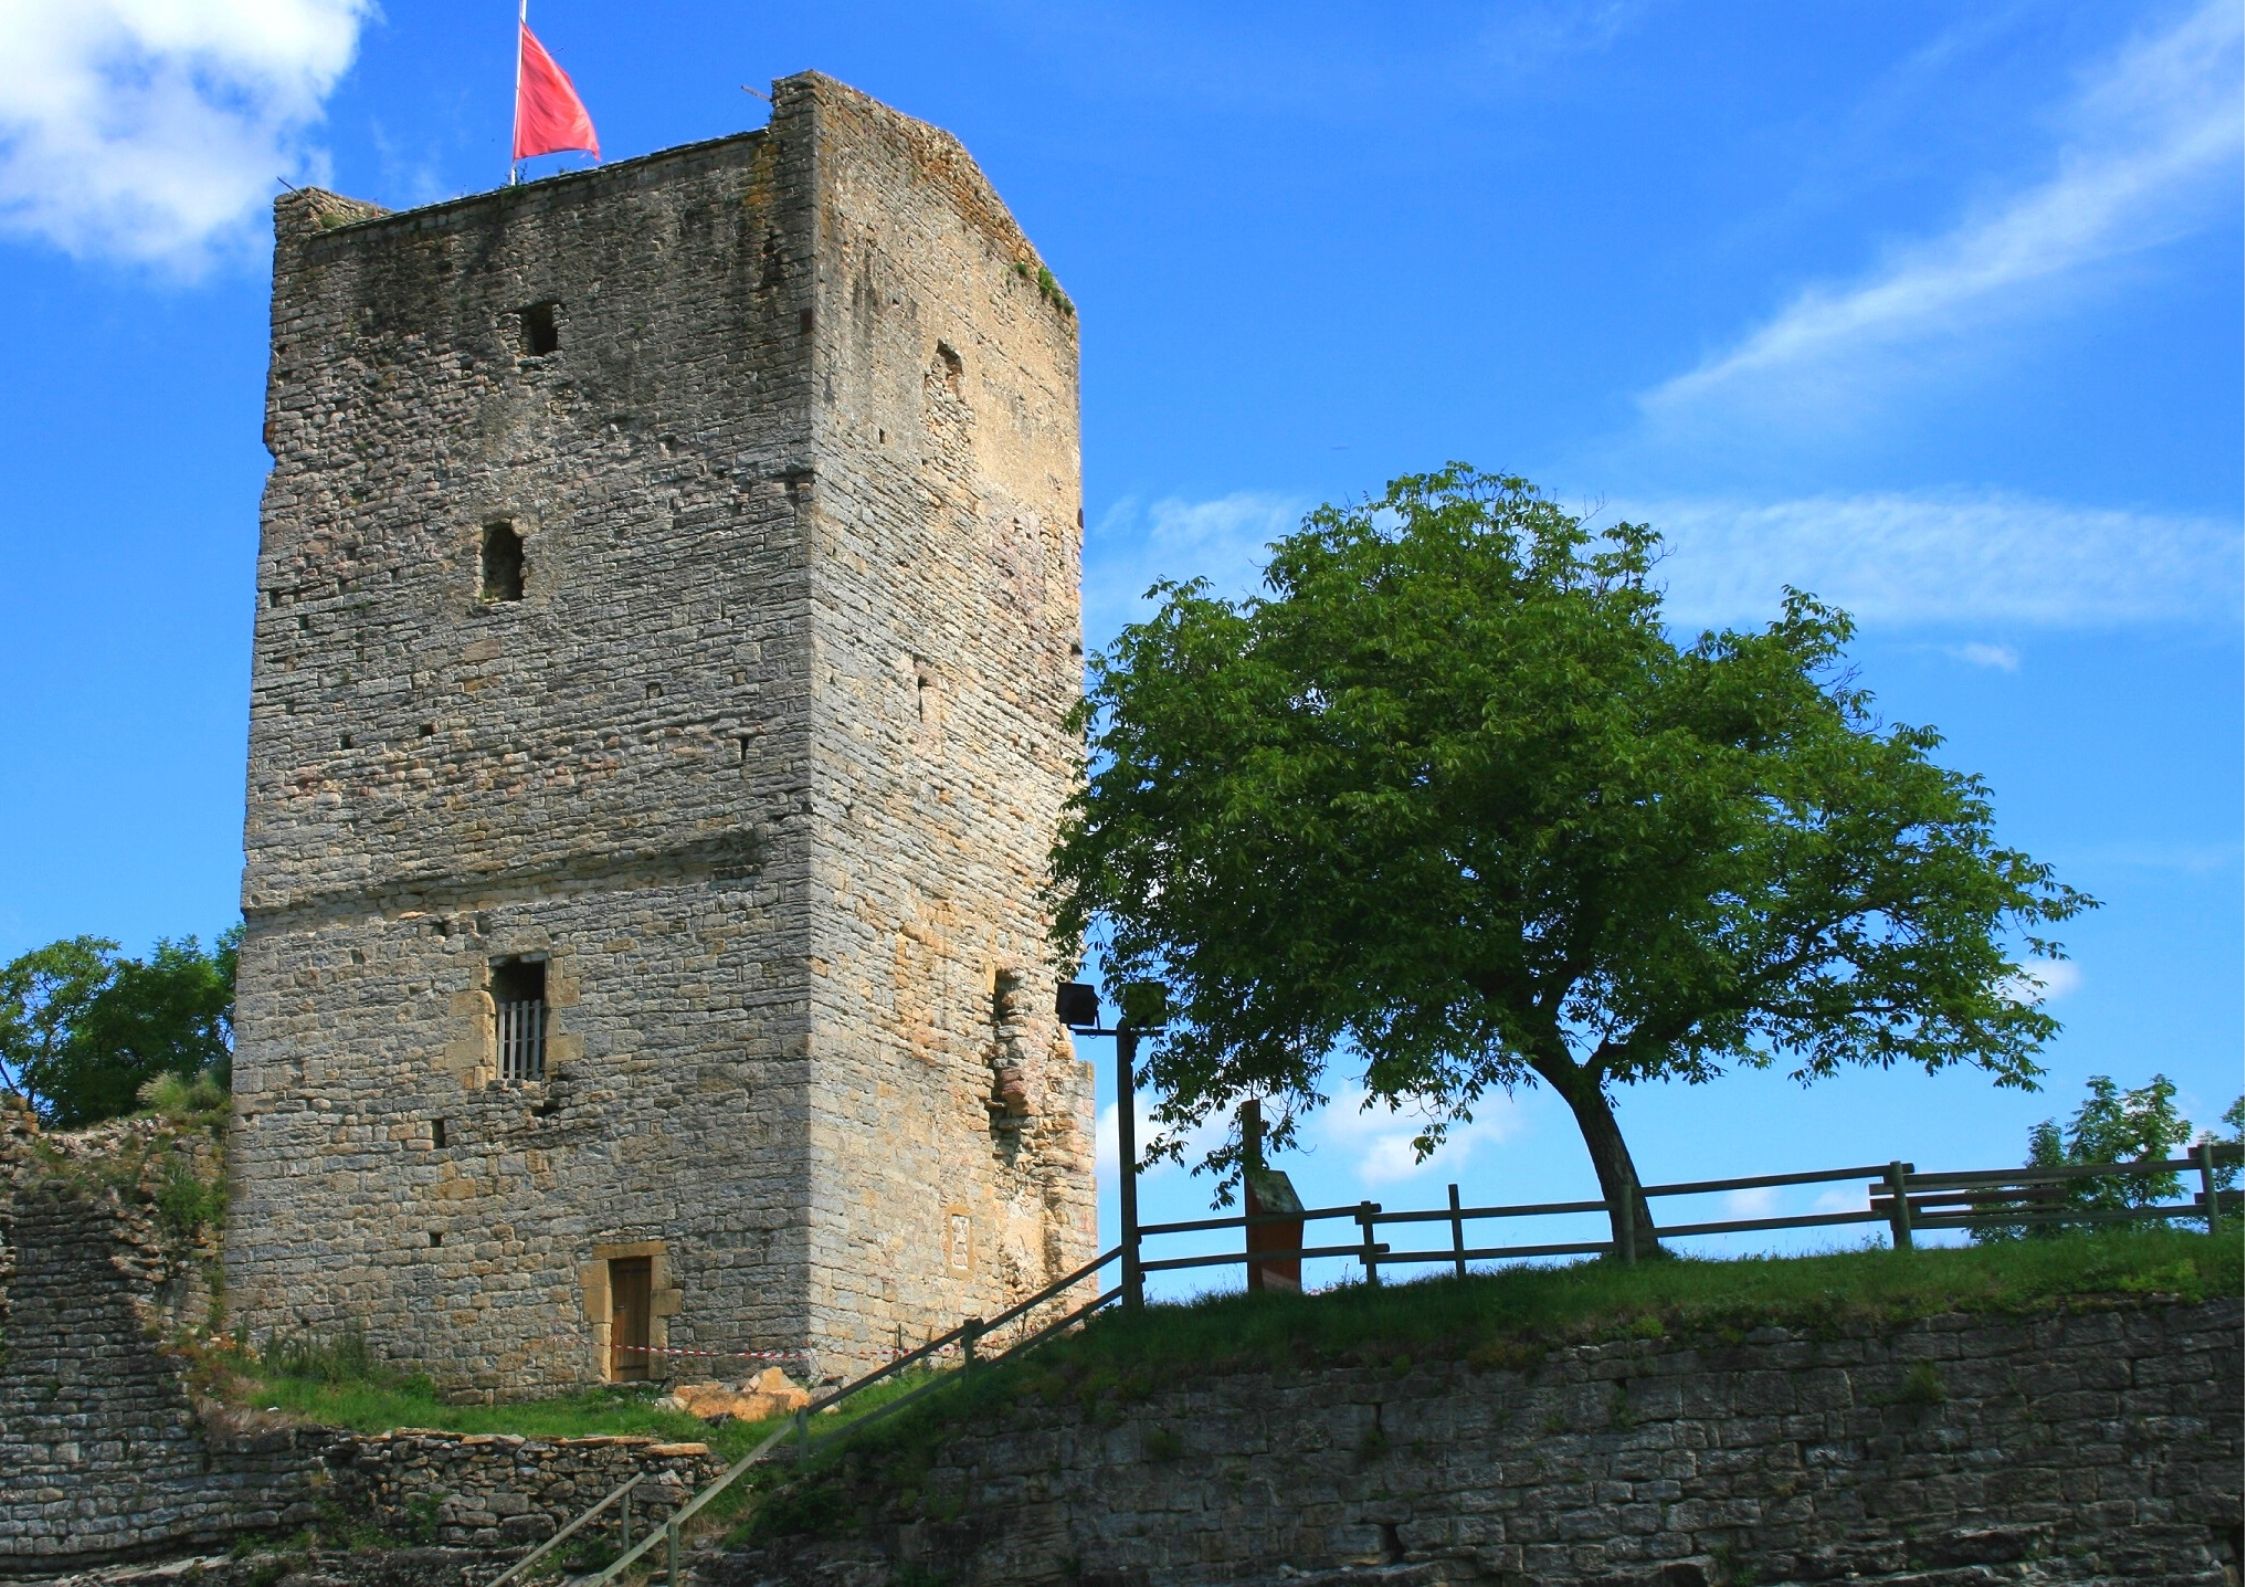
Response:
[2000,959,2085,1007]
[1310,1086,1526,1188]
[0,0,374,271]
[1094,1093,1225,1189]
[1634,489,2239,630]
[1640,0,2242,423]
[1084,491,1304,650]
[1722,1186,1780,1220]
[1950,642,2021,672]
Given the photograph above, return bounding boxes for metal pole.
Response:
[1242,1098,1262,1291]
[1448,1182,1466,1280]
[1117,1025,1143,1310]
[509,0,528,186]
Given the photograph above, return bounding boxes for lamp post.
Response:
[1055,980,1163,1311]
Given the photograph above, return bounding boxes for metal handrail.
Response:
[487,1473,642,1587]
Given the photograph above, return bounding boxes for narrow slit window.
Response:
[521,302,559,356]
[481,522,525,602]
[491,957,548,1082]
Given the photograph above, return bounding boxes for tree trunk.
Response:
[1534,1056,1659,1258]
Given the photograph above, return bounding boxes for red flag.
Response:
[513,22,599,163]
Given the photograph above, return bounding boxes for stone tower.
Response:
[227,74,1094,1393]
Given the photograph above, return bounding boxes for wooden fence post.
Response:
[1885,1161,1914,1251]
[1448,1182,1466,1280]
[620,1485,633,1554]
[665,1516,680,1585]
[792,1407,809,1462]
[2199,1139,2221,1237]
[1358,1201,1381,1285]
[961,1317,983,1376]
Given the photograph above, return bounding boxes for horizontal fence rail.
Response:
[1133,1142,2242,1284]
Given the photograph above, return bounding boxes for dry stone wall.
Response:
[230,71,1091,1396]
[0,1109,319,1570]
[722,1298,2245,1587]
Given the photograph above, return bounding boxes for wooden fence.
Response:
[1135,1140,2242,1293]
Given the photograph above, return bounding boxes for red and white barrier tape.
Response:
[608,1343,811,1361]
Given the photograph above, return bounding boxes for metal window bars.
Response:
[496,998,546,1082]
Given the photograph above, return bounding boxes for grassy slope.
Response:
[738,1229,2243,1541]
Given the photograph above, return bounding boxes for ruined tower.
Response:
[227,74,1094,1393]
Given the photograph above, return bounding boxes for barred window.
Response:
[491,958,547,1082]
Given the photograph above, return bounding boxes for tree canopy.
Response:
[0,929,238,1128]
[1980,1074,2244,1240]
[1050,466,2093,1249]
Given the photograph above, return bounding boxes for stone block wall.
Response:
[319,1431,723,1550]
[724,1297,2245,1587]
[797,75,1096,1363]
[0,1110,321,1570]
[230,71,1092,1395]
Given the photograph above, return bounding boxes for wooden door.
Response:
[610,1257,652,1382]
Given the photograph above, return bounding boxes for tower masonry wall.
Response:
[228,74,1090,1393]
[797,82,1096,1358]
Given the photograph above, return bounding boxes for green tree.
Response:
[0,928,238,1128]
[1985,1074,2234,1239]
[1051,466,2092,1252]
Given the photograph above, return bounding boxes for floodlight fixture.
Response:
[1054,981,1101,1030]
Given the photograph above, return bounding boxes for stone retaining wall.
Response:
[722,1296,2244,1587]
[320,1431,723,1550]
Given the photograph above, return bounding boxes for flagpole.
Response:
[509,0,527,186]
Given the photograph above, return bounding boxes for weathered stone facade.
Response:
[725,1299,2245,1587]
[229,72,1093,1394]
[0,1107,317,1570]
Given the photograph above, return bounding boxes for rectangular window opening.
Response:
[431,1118,447,1149]
[491,957,548,1083]
[481,521,525,602]
[521,301,560,356]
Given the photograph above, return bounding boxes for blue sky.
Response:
[0,2,2237,1290]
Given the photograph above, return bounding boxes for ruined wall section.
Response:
[792,76,1095,1362]
[231,121,828,1391]
[0,1110,319,1569]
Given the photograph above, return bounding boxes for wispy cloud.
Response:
[0,0,373,272]
[1309,1086,1526,1188]
[1949,642,2022,672]
[1094,1094,1226,1189]
[1084,491,1304,649]
[1640,0,2242,424]
[2000,959,2085,1007]
[1634,488,2240,630]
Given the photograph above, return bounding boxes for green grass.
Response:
[226,1345,948,1469]
[736,1227,2240,1543]
[244,1375,782,1459]
[1024,1225,2242,1383]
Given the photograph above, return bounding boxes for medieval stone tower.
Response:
[226,74,1095,1394]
